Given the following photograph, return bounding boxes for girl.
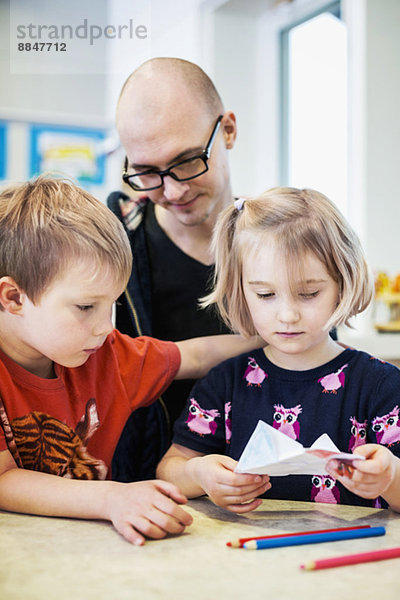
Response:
[157,187,400,513]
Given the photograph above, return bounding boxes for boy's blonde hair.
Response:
[0,175,132,304]
[204,187,373,336]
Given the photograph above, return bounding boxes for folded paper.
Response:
[235,420,365,476]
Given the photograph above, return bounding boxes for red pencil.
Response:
[226,525,371,548]
[301,546,400,571]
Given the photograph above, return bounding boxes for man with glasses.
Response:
[107,57,238,483]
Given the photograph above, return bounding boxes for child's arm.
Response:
[156,443,271,514]
[175,334,264,379]
[0,449,192,545]
[327,444,400,511]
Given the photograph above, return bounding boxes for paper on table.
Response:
[235,420,365,476]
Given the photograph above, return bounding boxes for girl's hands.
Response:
[327,444,399,503]
[190,454,271,513]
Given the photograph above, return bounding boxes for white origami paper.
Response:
[235,420,365,476]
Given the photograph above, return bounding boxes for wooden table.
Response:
[1,498,400,600]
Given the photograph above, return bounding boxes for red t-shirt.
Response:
[0,330,180,480]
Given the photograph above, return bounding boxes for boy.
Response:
[0,176,262,545]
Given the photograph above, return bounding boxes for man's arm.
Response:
[0,449,192,545]
[175,334,264,380]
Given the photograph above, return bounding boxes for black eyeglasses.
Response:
[122,115,223,192]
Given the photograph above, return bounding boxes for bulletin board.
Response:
[29,124,107,185]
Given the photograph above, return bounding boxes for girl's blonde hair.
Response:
[203,187,373,336]
[0,175,132,304]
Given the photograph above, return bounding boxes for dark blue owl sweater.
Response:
[172,348,400,508]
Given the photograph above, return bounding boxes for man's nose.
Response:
[162,175,190,202]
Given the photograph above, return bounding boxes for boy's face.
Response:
[242,238,340,370]
[15,260,124,377]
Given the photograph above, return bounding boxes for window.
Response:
[280,2,347,215]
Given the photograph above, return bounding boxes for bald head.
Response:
[116,58,224,144]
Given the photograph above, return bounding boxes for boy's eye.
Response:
[76,304,94,311]
[299,291,319,299]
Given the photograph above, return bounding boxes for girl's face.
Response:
[242,238,341,370]
[7,260,124,378]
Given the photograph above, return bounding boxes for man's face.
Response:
[118,106,236,228]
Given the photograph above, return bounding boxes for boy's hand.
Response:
[106,480,193,545]
[326,444,397,500]
[191,454,271,513]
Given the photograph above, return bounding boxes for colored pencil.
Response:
[243,526,385,550]
[226,525,371,548]
[301,546,400,571]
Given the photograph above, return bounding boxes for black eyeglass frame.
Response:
[122,115,223,192]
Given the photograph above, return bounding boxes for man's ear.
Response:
[0,277,26,314]
[221,111,237,149]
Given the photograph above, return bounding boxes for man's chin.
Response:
[173,205,215,227]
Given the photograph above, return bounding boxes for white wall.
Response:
[364,0,400,276]
[0,0,110,194]
[0,0,109,125]
[213,1,273,197]
[106,0,206,123]
[0,0,208,196]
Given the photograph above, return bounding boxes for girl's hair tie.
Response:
[234,197,246,211]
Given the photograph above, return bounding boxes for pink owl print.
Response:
[186,399,220,436]
[372,406,400,446]
[243,357,267,387]
[349,417,368,451]
[311,475,340,504]
[272,404,302,440]
[224,402,232,443]
[318,363,348,394]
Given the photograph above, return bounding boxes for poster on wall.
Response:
[0,122,7,180]
[29,124,106,186]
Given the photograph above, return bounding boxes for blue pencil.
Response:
[243,526,385,549]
